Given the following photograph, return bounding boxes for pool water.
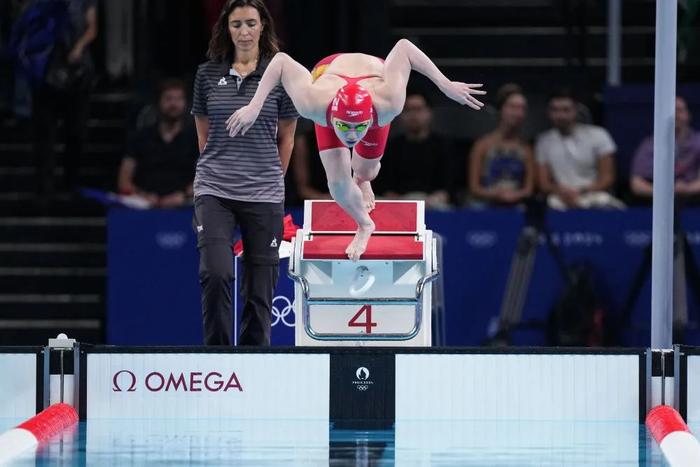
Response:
[1,418,667,466]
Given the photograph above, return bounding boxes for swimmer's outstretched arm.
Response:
[375,39,486,120]
[227,53,325,137]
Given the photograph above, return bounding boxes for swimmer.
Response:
[227,39,486,260]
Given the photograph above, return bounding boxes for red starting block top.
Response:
[307,201,421,233]
[303,235,424,260]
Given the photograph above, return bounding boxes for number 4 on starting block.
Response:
[348,305,377,334]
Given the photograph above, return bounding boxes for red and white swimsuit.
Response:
[311,54,391,159]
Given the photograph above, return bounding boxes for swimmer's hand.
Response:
[226,103,261,137]
[439,81,486,110]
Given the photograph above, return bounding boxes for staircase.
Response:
[389,0,663,93]
[0,92,131,345]
[0,217,106,344]
[386,1,683,134]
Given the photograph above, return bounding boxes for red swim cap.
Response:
[330,83,373,123]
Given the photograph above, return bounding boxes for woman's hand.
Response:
[68,45,84,64]
[439,81,486,110]
[135,191,159,207]
[556,185,581,208]
[226,103,262,137]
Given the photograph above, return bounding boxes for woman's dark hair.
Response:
[206,0,280,63]
[495,83,524,111]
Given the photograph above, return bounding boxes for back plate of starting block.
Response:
[305,200,423,234]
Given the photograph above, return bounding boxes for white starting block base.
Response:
[289,201,437,347]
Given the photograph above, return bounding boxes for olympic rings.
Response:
[270,295,295,327]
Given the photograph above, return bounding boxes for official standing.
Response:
[191,0,298,346]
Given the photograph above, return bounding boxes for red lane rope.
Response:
[17,403,78,442]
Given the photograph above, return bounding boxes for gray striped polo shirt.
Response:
[191,58,298,202]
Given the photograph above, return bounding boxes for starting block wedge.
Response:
[288,200,438,346]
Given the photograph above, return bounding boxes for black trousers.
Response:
[193,194,284,346]
[32,83,91,197]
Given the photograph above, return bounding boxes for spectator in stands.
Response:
[117,79,198,208]
[536,88,623,209]
[468,83,534,206]
[30,0,98,203]
[289,128,331,203]
[630,96,700,202]
[374,89,452,210]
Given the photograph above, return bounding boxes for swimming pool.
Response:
[1,418,667,466]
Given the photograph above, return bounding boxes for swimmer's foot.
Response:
[355,179,376,212]
[345,221,375,262]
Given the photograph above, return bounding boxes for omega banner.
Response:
[0,353,37,419]
[86,353,329,419]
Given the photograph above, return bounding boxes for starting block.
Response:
[288,200,438,346]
